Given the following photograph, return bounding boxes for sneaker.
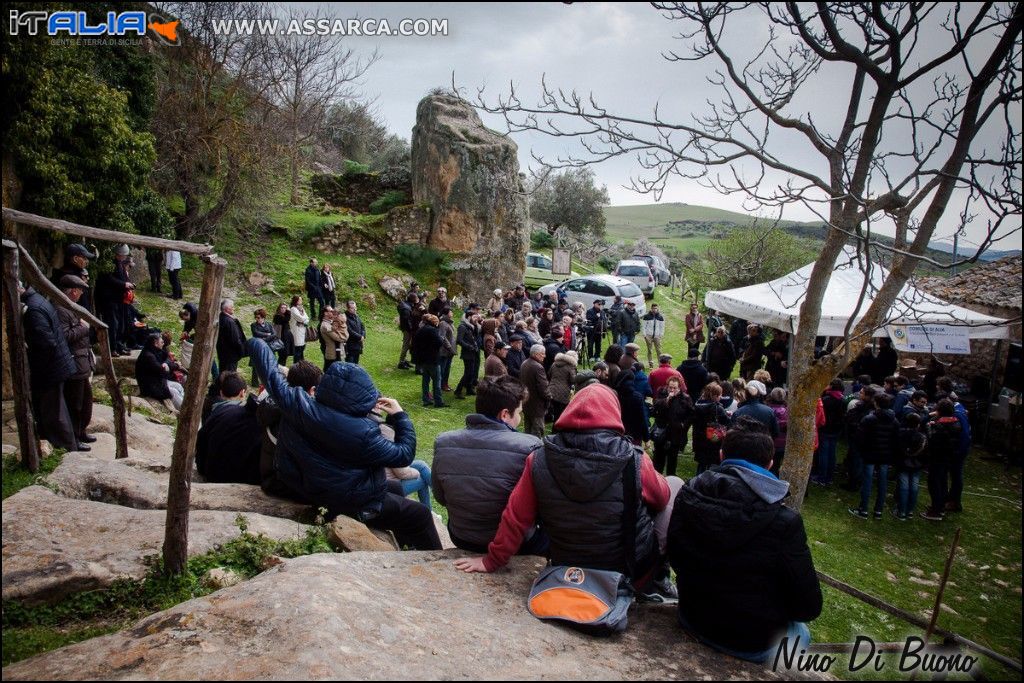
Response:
[897,513,908,521]
[920,510,944,521]
[848,507,868,519]
[637,576,678,605]
[873,510,883,520]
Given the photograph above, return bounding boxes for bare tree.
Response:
[267,9,377,204]
[476,2,1022,509]
[151,2,281,240]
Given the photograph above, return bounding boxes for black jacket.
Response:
[217,312,247,368]
[95,259,130,309]
[504,347,526,378]
[411,324,443,366]
[704,337,736,376]
[927,417,962,467]
[136,346,172,400]
[345,311,365,353]
[543,337,565,373]
[398,302,415,333]
[652,390,694,445]
[677,359,709,401]
[691,400,732,466]
[21,288,76,389]
[456,319,479,359]
[668,463,822,652]
[857,409,900,465]
[196,396,262,485]
[613,370,649,444]
[585,307,607,335]
[304,264,322,294]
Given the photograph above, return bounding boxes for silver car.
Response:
[538,274,647,316]
[614,259,657,298]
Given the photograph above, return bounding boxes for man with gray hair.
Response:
[520,343,551,437]
[217,298,247,372]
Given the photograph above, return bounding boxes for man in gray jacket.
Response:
[432,376,547,554]
[520,344,551,437]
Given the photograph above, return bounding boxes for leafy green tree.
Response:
[685,226,818,297]
[529,168,609,239]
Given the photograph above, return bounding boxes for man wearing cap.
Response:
[165,249,183,300]
[485,341,510,378]
[504,335,527,378]
[585,299,607,362]
[649,353,685,397]
[56,275,97,448]
[51,244,96,314]
[520,344,551,437]
[642,302,667,369]
[95,244,135,356]
[617,299,642,347]
[733,380,780,439]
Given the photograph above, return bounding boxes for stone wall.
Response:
[309,168,412,214]
[925,303,1022,394]
[310,206,431,257]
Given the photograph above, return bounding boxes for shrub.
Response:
[530,229,555,249]
[393,244,447,272]
[598,255,618,273]
[368,190,408,215]
[343,159,371,177]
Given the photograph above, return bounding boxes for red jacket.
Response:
[482,384,671,571]
[649,363,685,397]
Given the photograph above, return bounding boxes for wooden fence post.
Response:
[1,241,40,472]
[162,255,225,575]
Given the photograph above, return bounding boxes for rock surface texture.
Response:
[412,93,530,303]
[1,552,823,681]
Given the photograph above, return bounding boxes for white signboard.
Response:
[552,248,571,276]
[887,324,971,355]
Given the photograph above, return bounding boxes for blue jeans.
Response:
[399,460,432,509]
[816,434,839,483]
[618,333,635,347]
[440,356,453,387]
[421,363,443,406]
[897,470,921,516]
[859,463,889,513]
[678,613,811,664]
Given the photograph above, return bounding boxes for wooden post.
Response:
[13,243,129,459]
[925,527,962,642]
[1,242,40,471]
[162,255,225,575]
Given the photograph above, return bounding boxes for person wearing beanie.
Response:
[455,383,683,604]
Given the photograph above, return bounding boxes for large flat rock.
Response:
[1,486,311,606]
[87,403,175,456]
[1,552,821,680]
[46,453,311,521]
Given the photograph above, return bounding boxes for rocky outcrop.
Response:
[46,453,312,520]
[310,167,412,213]
[310,206,431,257]
[1,486,311,606]
[1,552,819,681]
[412,93,530,304]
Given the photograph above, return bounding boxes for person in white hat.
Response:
[732,379,780,440]
[487,288,504,315]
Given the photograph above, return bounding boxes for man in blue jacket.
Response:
[248,338,441,549]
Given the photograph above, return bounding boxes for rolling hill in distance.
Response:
[603,202,1020,262]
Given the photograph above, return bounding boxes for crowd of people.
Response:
[16,248,979,665]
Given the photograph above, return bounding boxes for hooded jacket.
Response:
[549,352,578,404]
[820,389,846,436]
[613,369,650,444]
[667,461,823,652]
[677,359,709,401]
[21,287,76,389]
[482,384,670,579]
[248,338,416,518]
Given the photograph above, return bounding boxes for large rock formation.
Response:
[1,552,820,681]
[412,93,530,303]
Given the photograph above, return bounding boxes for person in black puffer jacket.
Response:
[921,399,963,521]
[412,314,446,407]
[613,368,650,446]
[667,421,822,662]
[248,337,441,549]
[195,371,262,485]
[850,393,900,518]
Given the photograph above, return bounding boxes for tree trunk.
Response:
[289,121,300,205]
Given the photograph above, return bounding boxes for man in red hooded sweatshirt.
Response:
[454,383,683,602]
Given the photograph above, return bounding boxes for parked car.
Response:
[524,251,579,288]
[630,253,672,286]
[614,259,656,298]
[539,275,647,316]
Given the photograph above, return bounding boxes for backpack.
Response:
[528,565,633,636]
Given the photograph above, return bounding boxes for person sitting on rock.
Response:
[248,337,442,550]
[433,376,546,554]
[667,418,823,663]
[454,383,682,604]
[195,371,261,485]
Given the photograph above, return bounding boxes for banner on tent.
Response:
[886,324,971,355]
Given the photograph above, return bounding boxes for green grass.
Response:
[603,202,766,238]
[2,450,65,500]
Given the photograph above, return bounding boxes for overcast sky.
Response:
[283,2,1022,251]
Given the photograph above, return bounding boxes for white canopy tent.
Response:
[704,246,1011,341]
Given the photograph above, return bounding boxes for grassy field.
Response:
[2,206,1020,676]
[603,202,766,238]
